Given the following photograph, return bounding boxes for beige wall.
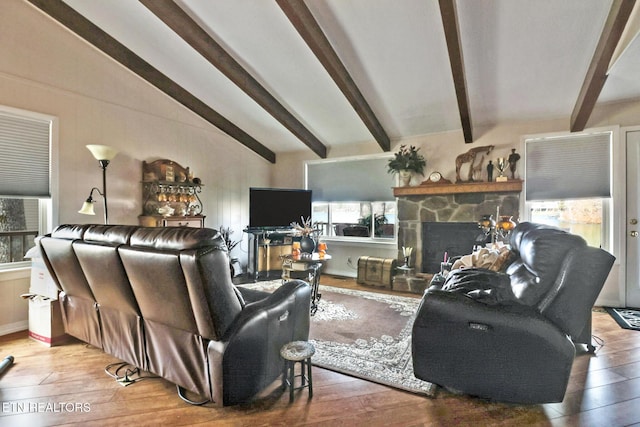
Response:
[0,0,273,332]
[0,0,272,231]
[275,103,640,189]
[0,269,29,336]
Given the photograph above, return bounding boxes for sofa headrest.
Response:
[51,224,91,240]
[507,222,587,306]
[519,227,585,277]
[130,227,227,251]
[84,225,139,245]
[509,221,538,249]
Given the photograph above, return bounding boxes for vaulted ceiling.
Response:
[28,0,640,163]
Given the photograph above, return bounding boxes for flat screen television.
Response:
[249,188,312,230]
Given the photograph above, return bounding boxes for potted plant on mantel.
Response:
[387,145,426,186]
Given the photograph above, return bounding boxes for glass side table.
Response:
[281,253,331,315]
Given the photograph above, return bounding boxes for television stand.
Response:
[244,229,294,281]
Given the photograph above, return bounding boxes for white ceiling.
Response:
[53,0,640,160]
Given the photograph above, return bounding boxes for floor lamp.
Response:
[78,144,119,224]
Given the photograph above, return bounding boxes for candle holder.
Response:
[402,246,413,268]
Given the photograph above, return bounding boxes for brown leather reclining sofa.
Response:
[38,224,311,406]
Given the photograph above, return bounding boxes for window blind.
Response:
[306,155,395,202]
[525,131,611,201]
[0,111,51,197]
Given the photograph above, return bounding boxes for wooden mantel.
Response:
[393,179,523,197]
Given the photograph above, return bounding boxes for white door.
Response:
[626,129,640,307]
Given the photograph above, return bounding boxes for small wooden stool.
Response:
[280,341,315,403]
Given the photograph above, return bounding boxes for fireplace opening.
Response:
[421,222,489,273]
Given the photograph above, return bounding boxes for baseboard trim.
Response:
[0,321,28,337]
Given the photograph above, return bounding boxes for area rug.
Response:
[238,280,436,397]
[605,307,640,331]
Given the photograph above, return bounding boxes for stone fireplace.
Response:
[392,181,522,292]
[421,221,487,273]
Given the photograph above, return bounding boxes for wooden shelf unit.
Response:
[139,159,205,228]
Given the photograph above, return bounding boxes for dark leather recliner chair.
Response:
[39,224,311,405]
[411,222,615,404]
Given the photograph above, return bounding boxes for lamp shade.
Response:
[86,144,118,161]
[78,200,96,215]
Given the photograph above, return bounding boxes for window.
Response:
[524,130,612,249]
[0,198,40,264]
[528,199,606,248]
[306,155,397,241]
[0,106,54,268]
[311,201,396,240]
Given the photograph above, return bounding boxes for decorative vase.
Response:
[497,215,516,232]
[399,169,412,186]
[300,236,315,254]
[478,214,495,230]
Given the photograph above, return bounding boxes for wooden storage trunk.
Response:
[357,256,397,288]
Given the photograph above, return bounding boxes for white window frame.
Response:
[521,125,621,256]
[0,105,57,272]
[311,200,398,244]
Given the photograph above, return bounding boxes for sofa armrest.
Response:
[412,290,575,403]
[235,286,271,305]
[218,280,311,405]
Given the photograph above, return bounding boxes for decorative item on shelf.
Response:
[496,215,517,239]
[428,171,441,182]
[478,214,497,245]
[292,241,301,258]
[455,145,494,183]
[398,170,412,187]
[487,160,494,182]
[157,204,174,217]
[291,217,318,254]
[479,207,517,245]
[387,144,426,186]
[300,236,315,255]
[164,164,175,182]
[78,144,119,224]
[495,157,508,182]
[141,159,203,220]
[421,171,452,185]
[508,148,521,179]
[317,242,327,259]
[478,214,496,232]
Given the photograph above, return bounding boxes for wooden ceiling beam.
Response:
[570,0,636,132]
[27,0,276,163]
[439,0,473,143]
[140,0,327,159]
[277,0,391,152]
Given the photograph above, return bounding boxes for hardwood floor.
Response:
[1,276,640,426]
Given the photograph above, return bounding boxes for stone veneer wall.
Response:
[396,192,521,274]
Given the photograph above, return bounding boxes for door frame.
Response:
[624,126,640,307]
